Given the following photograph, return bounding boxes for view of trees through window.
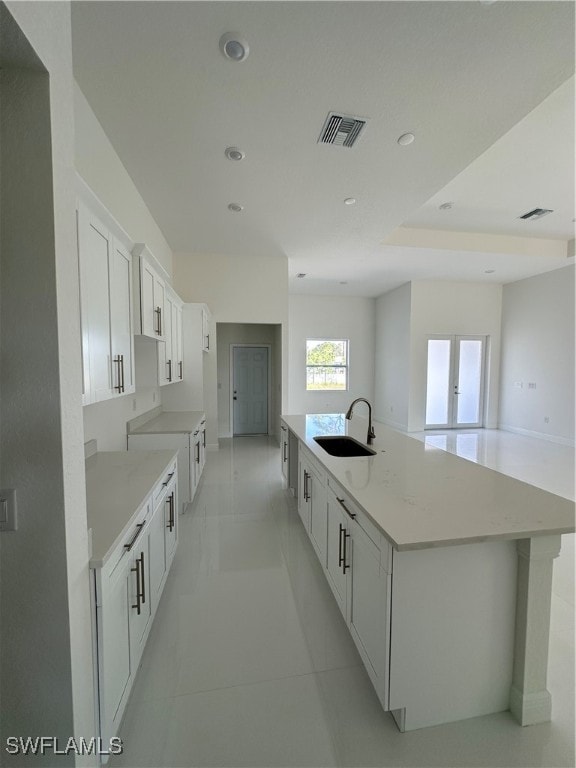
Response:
[306,339,348,390]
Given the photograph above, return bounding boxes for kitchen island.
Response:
[281,413,574,731]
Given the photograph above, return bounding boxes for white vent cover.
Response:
[318,112,367,148]
[519,208,554,221]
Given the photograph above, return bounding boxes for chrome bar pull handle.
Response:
[120,354,125,393]
[167,359,172,382]
[338,523,344,567]
[283,442,288,462]
[155,306,162,335]
[179,361,183,379]
[113,355,123,392]
[337,497,356,520]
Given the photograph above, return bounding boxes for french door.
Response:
[425,336,486,429]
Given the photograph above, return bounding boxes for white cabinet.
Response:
[132,243,166,341]
[77,200,135,405]
[297,445,328,565]
[91,456,179,751]
[201,305,211,352]
[158,289,184,386]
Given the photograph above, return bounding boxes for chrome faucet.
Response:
[345,398,376,445]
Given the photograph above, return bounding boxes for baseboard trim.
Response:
[499,424,575,448]
[510,686,552,726]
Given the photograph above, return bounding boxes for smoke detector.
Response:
[318,112,367,148]
[519,208,554,221]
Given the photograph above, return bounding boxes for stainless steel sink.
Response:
[313,435,376,457]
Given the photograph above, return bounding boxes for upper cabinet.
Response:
[158,288,184,386]
[132,243,167,342]
[201,305,211,352]
[77,198,135,405]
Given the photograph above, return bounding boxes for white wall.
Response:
[173,252,289,442]
[74,84,173,278]
[499,265,575,445]
[216,324,280,438]
[1,1,95,759]
[374,283,412,430]
[288,295,376,415]
[408,281,503,432]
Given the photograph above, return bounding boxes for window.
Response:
[306,339,349,391]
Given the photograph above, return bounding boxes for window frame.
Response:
[305,338,350,392]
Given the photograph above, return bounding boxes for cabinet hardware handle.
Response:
[124,522,145,552]
[140,551,146,605]
[166,492,175,531]
[155,306,162,335]
[195,443,200,463]
[179,361,183,379]
[281,426,286,432]
[337,497,356,520]
[302,470,309,501]
[206,334,210,350]
[338,523,344,567]
[283,442,287,462]
[131,554,144,614]
[343,530,351,573]
[120,354,125,393]
[162,471,175,487]
[113,355,123,393]
[202,430,206,448]
[167,359,172,382]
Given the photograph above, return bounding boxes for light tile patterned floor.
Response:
[111,434,574,768]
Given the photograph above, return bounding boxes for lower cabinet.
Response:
[298,446,328,565]
[92,460,178,754]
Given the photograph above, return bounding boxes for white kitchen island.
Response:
[281,414,575,732]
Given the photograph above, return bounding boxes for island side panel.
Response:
[388,539,517,731]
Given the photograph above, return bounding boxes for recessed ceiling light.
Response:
[339,281,348,285]
[439,202,455,210]
[344,198,357,206]
[228,203,244,212]
[484,269,495,274]
[219,32,249,62]
[225,147,245,161]
[397,132,415,146]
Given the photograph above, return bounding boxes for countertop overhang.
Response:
[282,414,575,551]
[128,410,205,435]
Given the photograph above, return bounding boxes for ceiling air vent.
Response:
[318,112,367,148]
[519,208,554,221]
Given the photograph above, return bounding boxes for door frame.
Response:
[425,334,487,430]
[229,344,272,436]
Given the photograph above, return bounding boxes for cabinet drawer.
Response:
[153,460,177,509]
[105,503,150,582]
[327,476,392,574]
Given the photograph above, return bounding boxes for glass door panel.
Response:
[425,339,452,427]
[425,336,486,429]
[455,339,484,426]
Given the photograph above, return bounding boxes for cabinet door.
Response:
[326,489,348,617]
[349,521,390,706]
[110,239,135,395]
[164,480,178,565]
[309,468,328,567]
[129,526,152,670]
[173,302,183,381]
[77,203,113,403]
[297,457,311,531]
[201,307,210,351]
[148,499,167,616]
[97,555,132,746]
[153,273,166,342]
[140,258,158,339]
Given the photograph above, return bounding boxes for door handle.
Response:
[233,396,237,400]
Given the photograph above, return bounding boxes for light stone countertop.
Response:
[282,414,575,551]
[129,410,205,435]
[86,449,178,567]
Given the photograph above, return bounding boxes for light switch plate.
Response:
[0,488,17,532]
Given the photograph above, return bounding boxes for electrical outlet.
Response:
[528,382,537,389]
[544,416,550,424]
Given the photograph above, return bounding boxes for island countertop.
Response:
[281,413,575,551]
[86,449,178,567]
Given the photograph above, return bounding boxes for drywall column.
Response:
[510,535,561,725]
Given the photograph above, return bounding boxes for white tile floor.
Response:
[112,433,575,768]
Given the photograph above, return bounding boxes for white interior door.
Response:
[425,336,486,429]
[232,346,269,435]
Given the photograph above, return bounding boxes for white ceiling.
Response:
[71,1,575,298]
